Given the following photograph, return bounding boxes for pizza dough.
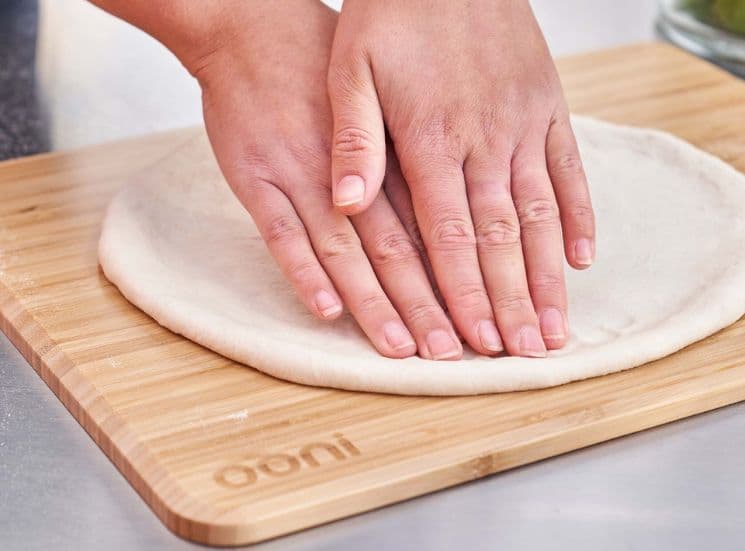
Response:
[98,117,745,395]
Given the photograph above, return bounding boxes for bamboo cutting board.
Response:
[2,43,745,546]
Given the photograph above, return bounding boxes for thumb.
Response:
[327,55,386,215]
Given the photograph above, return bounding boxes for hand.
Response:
[174,1,467,360]
[328,0,596,357]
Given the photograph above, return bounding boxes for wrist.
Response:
[90,0,322,81]
[89,0,233,72]
[185,1,338,90]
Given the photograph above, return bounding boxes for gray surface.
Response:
[0,0,47,159]
[2,0,745,549]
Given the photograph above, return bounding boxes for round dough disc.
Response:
[98,117,745,395]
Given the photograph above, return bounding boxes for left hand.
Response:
[184,0,468,360]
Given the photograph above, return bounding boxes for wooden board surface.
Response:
[2,43,745,546]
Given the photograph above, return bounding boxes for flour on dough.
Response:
[98,117,745,395]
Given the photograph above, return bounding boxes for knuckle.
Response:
[530,271,565,296]
[550,152,585,181]
[478,106,500,134]
[474,212,521,250]
[567,202,595,228]
[264,214,305,245]
[287,260,319,284]
[369,231,420,266]
[316,231,361,262]
[477,106,509,146]
[230,143,269,173]
[453,284,490,309]
[517,198,560,231]
[419,111,456,142]
[356,294,390,315]
[428,213,476,251]
[403,111,461,157]
[288,135,332,171]
[333,126,378,158]
[404,299,442,323]
[230,151,279,194]
[492,292,533,313]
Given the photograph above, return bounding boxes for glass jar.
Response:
[657,0,745,75]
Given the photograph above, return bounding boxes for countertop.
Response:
[2,1,744,550]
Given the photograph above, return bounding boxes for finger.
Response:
[401,149,503,357]
[327,51,386,215]
[351,188,462,360]
[511,140,569,350]
[546,114,596,269]
[463,154,545,357]
[238,181,344,321]
[381,150,441,303]
[290,186,418,359]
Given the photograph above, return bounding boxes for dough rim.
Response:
[98,117,745,396]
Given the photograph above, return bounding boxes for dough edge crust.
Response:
[98,116,745,395]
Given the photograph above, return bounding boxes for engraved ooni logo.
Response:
[214,433,361,488]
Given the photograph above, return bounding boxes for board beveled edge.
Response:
[3,265,745,546]
[0,276,248,544]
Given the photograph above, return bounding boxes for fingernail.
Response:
[519,326,547,358]
[334,175,366,206]
[426,329,461,360]
[383,320,416,351]
[539,308,566,342]
[477,320,503,353]
[315,290,342,318]
[574,238,594,266]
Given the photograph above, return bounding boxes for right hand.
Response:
[179,1,471,360]
[327,0,596,357]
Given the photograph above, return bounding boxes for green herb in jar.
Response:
[679,0,745,35]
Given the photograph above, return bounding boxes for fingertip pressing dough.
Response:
[98,116,745,395]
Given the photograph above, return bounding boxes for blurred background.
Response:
[6,0,745,160]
